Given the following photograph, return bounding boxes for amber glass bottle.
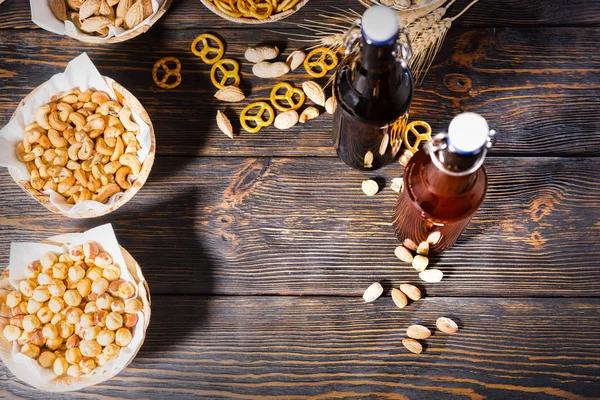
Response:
[332,6,414,170]
[392,113,495,253]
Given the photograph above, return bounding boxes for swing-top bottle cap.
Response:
[448,112,490,155]
[362,6,400,46]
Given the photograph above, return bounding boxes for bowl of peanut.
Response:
[0,224,150,392]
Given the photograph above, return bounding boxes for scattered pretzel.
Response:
[191,33,225,65]
[403,121,432,153]
[152,57,182,89]
[270,82,305,112]
[304,47,338,78]
[240,102,275,133]
[210,58,241,89]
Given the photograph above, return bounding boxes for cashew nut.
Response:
[24,146,44,162]
[49,111,69,131]
[35,104,52,130]
[98,101,122,116]
[24,129,42,152]
[87,174,101,192]
[75,130,89,143]
[68,142,82,161]
[84,117,106,132]
[39,164,49,179]
[74,169,88,186]
[121,131,137,147]
[78,108,92,117]
[125,143,137,155]
[81,160,93,172]
[42,149,57,164]
[30,169,45,190]
[78,138,94,160]
[66,160,81,170]
[104,126,121,147]
[104,161,122,175]
[57,103,74,122]
[78,89,93,103]
[96,137,114,156]
[34,156,43,168]
[25,122,41,132]
[115,166,131,190]
[94,183,120,203]
[51,89,77,102]
[88,129,104,139]
[36,134,52,150]
[16,142,27,162]
[57,175,76,195]
[47,165,62,178]
[118,153,141,175]
[82,102,98,112]
[48,129,68,148]
[63,129,77,145]
[91,164,105,181]
[91,91,110,105]
[61,94,78,104]
[111,136,124,162]
[69,112,86,131]
[91,152,104,166]
[107,116,125,132]
[43,179,57,192]
[53,149,68,167]
[118,107,139,132]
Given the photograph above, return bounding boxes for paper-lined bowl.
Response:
[200,0,309,24]
[8,76,156,219]
[0,231,151,392]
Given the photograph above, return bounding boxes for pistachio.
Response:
[302,81,325,107]
[362,282,383,303]
[399,284,421,301]
[427,231,441,245]
[299,106,319,123]
[402,338,422,354]
[419,269,443,283]
[412,255,429,272]
[406,324,431,339]
[216,110,234,139]
[394,245,413,263]
[361,179,379,196]
[274,110,299,130]
[436,317,459,334]
[391,288,408,309]
[417,241,429,255]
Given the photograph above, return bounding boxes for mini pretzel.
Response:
[403,121,432,153]
[210,58,241,89]
[304,47,338,78]
[240,102,275,133]
[214,0,243,18]
[248,0,273,20]
[191,33,225,65]
[270,82,305,112]
[152,57,182,90]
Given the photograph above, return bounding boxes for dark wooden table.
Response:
[1,0,600,398]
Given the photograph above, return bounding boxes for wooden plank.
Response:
[0,27,599,157]
[1,296,598,399]
[2,0,600,30]
[1,156,599,297]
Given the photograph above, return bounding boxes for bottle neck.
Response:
[351,38,399,97]
[425,146,486,195]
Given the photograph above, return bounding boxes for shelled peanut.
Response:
[2,241,141,377]
[16,88,142,205]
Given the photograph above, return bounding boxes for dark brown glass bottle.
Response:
[392,113,494,253]
[332,6,414,170]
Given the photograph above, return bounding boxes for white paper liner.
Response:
[30,0,163,41]
[0,53,151,216]
[0,224,146,392]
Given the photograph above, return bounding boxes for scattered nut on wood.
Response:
[390,177,404,193]
[245,45,279,63]
[394,245,413,263]
[361,179,379,196]
[400,284,421,301]
[325,96,337,114]
[391,288,408,309]
[406,324,431,339]
[214,86,245,102]
[402,338,422,354]
[412,255,429,272]
[363,282,383,303]
[419,269,443,283]
[216,110,234,139]
[364,151,373,169]
[436,317,458,334]
[403,238,418,251]
[417,241,429,255]
[302,81,326,107]
[299,106,319,123]
[252,61,290,78]
[427,231,441,245]
[286,50,306,71]
[274,110,299,130]
[399,149,414,167]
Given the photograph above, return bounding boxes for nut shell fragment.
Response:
[436,317,459,334]
[299,106,319,123]
[216,110,234,139]
[361,179,379,196]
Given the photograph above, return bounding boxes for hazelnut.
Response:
[6,290,22,308]
[37,272,52,286]
[38,351,57,368]
[3,325,22,341]
[56,320,74,339]
[84,301,98,314]
[95,353,110,366]
[26,298,43,314]
[125,298,143,313]
[42,323,59,340]
[50,312,64,325]
[80,313,94,328]
[24,261,42,279]
[83,241,100,259]
[65,307,84,325]
[94,310,108,328]
[84,258,96,268]
[23,315,42,332]
[80,339,102,357]
[66,334,81,349]
[64,277,79,290]
[48,296,65,313]
[68,265,86,283]
[17,330,32,346]
[94,252,112,268]
[96,293,113,310]
[64,289,82,307]
[103,343,121,359]
[53,349,66,358]
[123,313,139,328]
[115,328,132,347]
[67,365,82,377]
[102,264,121,281]
[108,279,124,296]
[53,357,69,375]
[82,325,101,341]
[32,286,51,302]
[9,315,25,328]
[30,329,46,347]
[69,246,84,262]
[96,329,115,346]
[92,278,109,295]
[59,253,74,266]
[36,306,54,324]
[21,343,40,359]
[65,347,82,365]
[110,299,125,314]
[88,292,99,301]
[46,337,63,351]
[19,279,37,297]
[105,312,123,331]
[52,263,68,280]
[77,278,92,297]
[48,279,67,297]
[12,301,28,316]
[117,282,135,299]
[80,357,96,374]
[86,266,103,282]
[40,252,58,270]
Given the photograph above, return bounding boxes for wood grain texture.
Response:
[1,157,599,296]
[1,296,598,399]
[2,0,600,30]
[0,27,598,157]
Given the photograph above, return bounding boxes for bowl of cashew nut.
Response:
[8,77,155,219]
